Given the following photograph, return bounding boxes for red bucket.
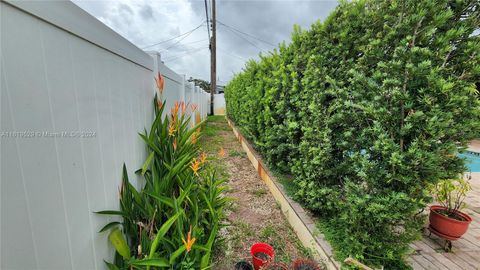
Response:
[250,243,274,270]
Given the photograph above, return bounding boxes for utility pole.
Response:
[209,0,216,115]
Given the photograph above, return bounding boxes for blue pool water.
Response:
[459,151,480,172]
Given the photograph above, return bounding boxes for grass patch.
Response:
[201,124,220,137]
[229,149,246,157]
[273,171,298,199]
[252,188,267,197]
[259,223,314,264]
[202,116,231,136]
[230,221,255,249]
[208,115,227,122]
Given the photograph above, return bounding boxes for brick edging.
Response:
[226,117,341,270]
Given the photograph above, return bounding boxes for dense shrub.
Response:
[225,0,480,268]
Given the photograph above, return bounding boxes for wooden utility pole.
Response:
[209,0,216,115]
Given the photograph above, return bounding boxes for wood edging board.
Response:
[226,117,341,270]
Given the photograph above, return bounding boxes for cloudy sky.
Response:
[73,0,338,84]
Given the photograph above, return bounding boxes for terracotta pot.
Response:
[292,259,321,270]
[429,205,472,240]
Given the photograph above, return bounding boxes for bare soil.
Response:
[200,116,312,269]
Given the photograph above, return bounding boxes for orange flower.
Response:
[171,101,180,119]
[191,103,198,112]
[218,147,226,158]
[182,225,196,253]
[154,72,165,94]
[172,138,177,151]
[180,101,189,115]
[199,152,207,164]
[191,132,198,144]
[190,158,200,176]
[168,122,176,136]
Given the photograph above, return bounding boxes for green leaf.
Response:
[148,212,181,258]
[200,223,218,269]
[146,192,175,209]
[98,221,121,233]
[141,152,155,176]
[108,228,130,259]
[104,260,120,270]
[95,210,126,216]
[169,245,186,264]
[130,258,169,267]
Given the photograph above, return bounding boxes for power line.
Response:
[218,52,246,63]
[163,47,209,62]
[161,23,207,51]
[174,38,209,47]
[141,21,205,49]
[164,45,209,59]
[216,20,276,47]
[163,48,208,62]
[217,48,248,62]
[161,38,209,52]
[204,0,211,40]
[218,23,265,52]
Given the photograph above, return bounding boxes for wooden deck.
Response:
[408,140,480,269]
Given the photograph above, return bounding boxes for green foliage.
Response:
[188,77,211,93]
[225,0,480,268]
[429,177,472,215]
[97,96,227,269]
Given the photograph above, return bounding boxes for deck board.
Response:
[409,172,480,269]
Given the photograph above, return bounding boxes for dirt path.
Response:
[200,116,311,269]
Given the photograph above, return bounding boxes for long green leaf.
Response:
[95,210,126,216]
[202,192,216,220]
[149,212,181,258]
[108,228,130,259]
[169,245,186,264]
[146,192,175,209]
[200,223,218,269]
[98,221,121,233]
[130,258,169,267]
[141,152,155,175]
[104,260,120,270]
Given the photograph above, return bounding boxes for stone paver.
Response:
[468,139,480,153]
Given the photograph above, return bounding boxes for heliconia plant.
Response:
[225,0,479,268]
[97,74,228,269]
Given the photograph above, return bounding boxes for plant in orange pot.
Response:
[428,176,472,241]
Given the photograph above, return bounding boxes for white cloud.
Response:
[74,0,211,80]
[72,0,338,83]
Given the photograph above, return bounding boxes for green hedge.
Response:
[225,0,480,268]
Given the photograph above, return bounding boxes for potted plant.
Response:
[428,177,473,240]
[235,260,254,270]
[251,243,275,270]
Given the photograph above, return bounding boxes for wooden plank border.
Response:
[226,117,341,270]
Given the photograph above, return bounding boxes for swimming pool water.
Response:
[459,151,480,172]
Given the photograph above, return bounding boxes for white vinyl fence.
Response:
[149,52,211,126]
[214,93,226,115]
[0,1,209,270]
